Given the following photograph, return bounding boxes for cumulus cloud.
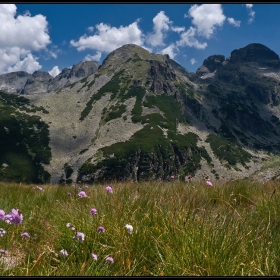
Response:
[187,4,226,39]
[70,20,144,53]
[227,17,241,27]
[146,11,172,47]
[48,66,60,77]
[160,44,177,59]
[0,4,51,74]
[176,26,207,49]
[245,4,255,24]
[84,51,102,62]
[190,58,197,65]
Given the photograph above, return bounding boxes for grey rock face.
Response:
[0,61,99,95]
[196,54,225,77]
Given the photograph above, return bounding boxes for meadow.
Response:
[0,178,279,276]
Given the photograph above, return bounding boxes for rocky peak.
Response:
[230,43,280,67]
[196,54,225,77]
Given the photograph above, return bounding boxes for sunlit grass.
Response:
[0,179,279,276]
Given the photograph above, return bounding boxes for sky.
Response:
[1,3,280,77]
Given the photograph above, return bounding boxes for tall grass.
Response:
[0,179,279,276]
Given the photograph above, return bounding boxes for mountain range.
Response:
[1,42,280,184]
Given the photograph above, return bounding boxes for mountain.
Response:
[1,42,280,184]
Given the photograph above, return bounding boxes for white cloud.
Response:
[227,17,241,27]
[87,26,94,32]
[171,26,185,33]
[160,44,177,59]
[48,65,60,77]
[190,58,197,65]
[84,51,102,62]
[245,4,255,24]
[6,53,42,73]
[70,20,144,53]
[176,26,207,49]
[0,4,51,74]
[146,11,172,47]
[187,4,226,39]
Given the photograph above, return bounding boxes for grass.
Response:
[0,179,280,276]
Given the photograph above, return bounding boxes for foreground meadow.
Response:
[0,179,279,276]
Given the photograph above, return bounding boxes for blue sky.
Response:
[0,3,279,77]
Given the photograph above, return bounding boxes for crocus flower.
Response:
[78,191,87,198]
[90,208,97,215]
[85,185,89,189]
[125,224,133,234]
[105,186,113,193]
[0,228,6,237]
[73,231,85,242]
[206,180,213,186]
[105,256,114,263]
[21,232,30,238]
[0,249,7,255]
[91,253,98,261]
[5,209,23,225]
[97,226,105,233]
[59,249,68,257]
[67,192,72,196]
[0,210,5,220]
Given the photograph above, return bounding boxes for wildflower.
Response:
[0,249,7,255]
[78,191,87,198]
[0,210,5,220]
[206,180,213,186]
[97,226,105,233]
[5,209,23,225]
[36,186,43,191]
[67,192,72,196]
[105,256,114,263]
[105,186,113,193]
[0,228,6,237]
[72,184,75,188]
[21,232,30,238]
[85,185,89,189]
[66,222,75,230]
[124,224,133,234]
[91,253,98,261]
[78,187,82,192]
[73,231,85,242]
[59,249,68,257]
[90,208,97,215]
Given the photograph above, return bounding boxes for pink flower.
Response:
[36,186,43,191]
[67,192,72,196]
[21,232,30,238]
[5,209,23,225]
[105,186,113,193]
[0,210,5,220]
[90,208,97,215]
[84,185,88,189]
[91,253,98,261]
[73,231,85,242]
[206,180,213,186]
[0,249,7,254]
[105,256,114,263]
[97,226,105,233]
[78,191,87,198]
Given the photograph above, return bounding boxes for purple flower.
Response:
[0,210,5,220]
[72,184,76,188]
[97,226,105,233]
[0,249,7,255]
[105,186,113,193]
[206,180,213,186]
[67,192,72,196]
[21,232,30,238]
[84,185,89,189]
[5,209,23,225]
[78,187,82,191]
[78,191,87,198]
[105,256,114,263]
[90,208,97,215]
[91,253,98,261]
[73,231,85,242]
